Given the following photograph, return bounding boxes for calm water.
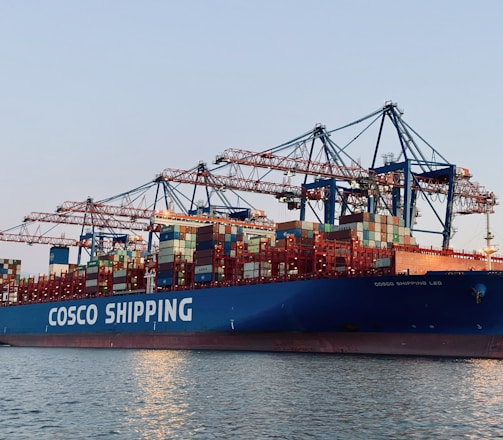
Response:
[0,348,502,439]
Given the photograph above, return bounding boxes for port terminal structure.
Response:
[0,102,497,264]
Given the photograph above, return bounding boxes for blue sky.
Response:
[1,1,502,275]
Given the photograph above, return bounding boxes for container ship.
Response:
[1,214,503,358]
[1,102,502,358]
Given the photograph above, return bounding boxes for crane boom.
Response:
[23,212,151,231]
[56,199,154,220]
[215,148,369,181]
[1,103,496,254]
[0,232,78,247]
[215,148,495,214]
[155,166,303,199]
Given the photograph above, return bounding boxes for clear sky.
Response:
[1,0,502,275]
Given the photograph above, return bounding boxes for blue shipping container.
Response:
[49,247,70,265]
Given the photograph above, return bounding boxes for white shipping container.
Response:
[194,264,213,275]
[158,254,175,264]
[86,265,99,275]
[158,240,172,250]
[278,262,286,275]
[244,262,257,272]
[247,245,260,254]
[248,236,260,245]
[375,257,391,268]
[335,222,358,231]
[158,246,173,256]
[49,263,69,276]
[244,261,271,278]
[159,242,187,253]
[301,221,316,231]
[159,247,186,258]
[243,270,259,279]
[113,269,128,278]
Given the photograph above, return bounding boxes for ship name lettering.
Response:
[374,282,395,287]
[105,297,193,325]
[48,304,98,327]
[395,281,428,286]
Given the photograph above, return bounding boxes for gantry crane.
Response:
[6,159,309,259]
[155,161,305,211]
[1,102,496,255]
[0,226,147,252]
[23,212,151,232]
[214,102,497,249]
[21,209,149,263]
[0,231,77,247]
[16,175,281,261]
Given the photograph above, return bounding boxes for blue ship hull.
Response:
[1,271,503,358]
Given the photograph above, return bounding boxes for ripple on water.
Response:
[0,350,502,439]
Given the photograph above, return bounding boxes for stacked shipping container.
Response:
[158,224,198,287]
[331,212,417,247]
[102,249,145,293]
[0,259,21,302]
[3,213,503,306]
[0,258,21,282]
[193,223,244,283]
[85,260,113,295]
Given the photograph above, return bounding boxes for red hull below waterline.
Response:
[3,332,503,359]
